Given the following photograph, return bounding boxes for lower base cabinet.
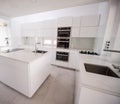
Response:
[51,49,79,70]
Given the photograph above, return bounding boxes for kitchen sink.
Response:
[84,63,119,78]
[33,50,47,54]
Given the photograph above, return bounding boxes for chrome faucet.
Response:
[112,64,120,72]
[35,42,41,53]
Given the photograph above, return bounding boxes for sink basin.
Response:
[84,63,119,78]
[33,50,47,54]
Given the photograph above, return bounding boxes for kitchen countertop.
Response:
[79,54,120,97]
[0,49,48,63]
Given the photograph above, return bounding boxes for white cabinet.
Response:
[69,50,79,69]
[80,27,98,37]
[71,15,100,37]
[22,29,39,37]
[72,17,81,27]
[71,28,80,37]
[21,19,57,37]
[57,16,73,27]
[0,52,50,98]
[21,23,39,37]
[51,49,79,69]
[71,17,81,37]
[81,15,100,27]
[79,87,120,104]
[79,15,100,37]
[40,19,57,28]
[39,28,57,37]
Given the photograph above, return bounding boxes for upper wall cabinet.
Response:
[21,23,40,36]
[21,19,57,37]
[81,15,100,27]
[39,28,57,37]
[57,16,73,27]
[40,19,57,28]
[71,28,80,37]
[72,17,81,27]
[80,27,98,37]
[79,15,100,37]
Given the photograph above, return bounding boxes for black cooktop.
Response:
[79,50,99,55]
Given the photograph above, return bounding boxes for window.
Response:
[53,40,57,45]
[43,39,52,45]
[0,19,9,46]
[43,38,57,46]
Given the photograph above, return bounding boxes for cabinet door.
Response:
[72,17,81,27]
[81,15,100,27]
[80,27,98,37]
[41,19,57,28]
[22,29,39,37]
[71,28,80,37]
[21,23,39,36]
[69,50,79,69]
[57,16,73,27]
[39,28,57,37]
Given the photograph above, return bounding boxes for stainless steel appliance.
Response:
[57,27,71,49]
[56,51,69,62]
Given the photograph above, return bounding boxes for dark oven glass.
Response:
[57,27,71,37]
[58,31,70,37]
[56,51,69,62]
[57,42,69,49]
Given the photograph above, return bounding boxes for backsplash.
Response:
[22,37,96,50]
[22,37,42,45]
[70,37,95,50]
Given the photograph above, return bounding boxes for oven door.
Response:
[58,31,70,37]
[56,51,69,62]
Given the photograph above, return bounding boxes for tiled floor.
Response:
[0,65,75,104]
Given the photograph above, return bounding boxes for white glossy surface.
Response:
[79,87,120,104]
[0,49,46,63]
[79,54,120,96]
[0,50,50,97]
[80,27,98,37]
[81,15,100,26]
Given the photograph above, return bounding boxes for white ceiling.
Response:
[0,0,107,17]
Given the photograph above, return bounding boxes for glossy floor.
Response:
[0,65,75,104]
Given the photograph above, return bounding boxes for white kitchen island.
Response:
[0,49,50,98]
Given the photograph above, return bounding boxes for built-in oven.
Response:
[57,27,71,49]
[57,38,70,49]
[58,27,71,37]
[56,51,69,62]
